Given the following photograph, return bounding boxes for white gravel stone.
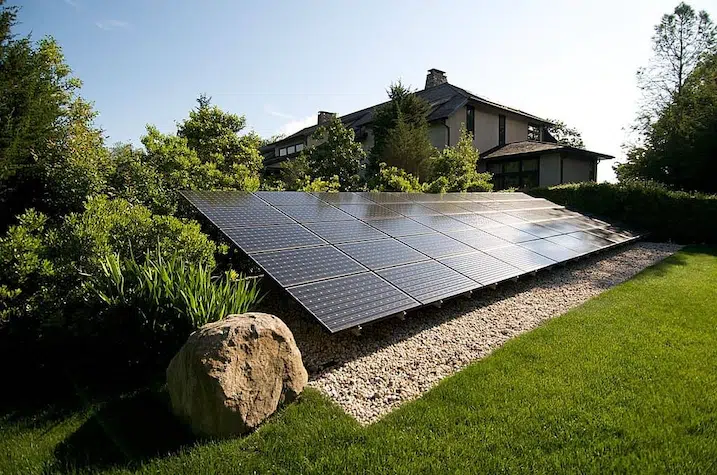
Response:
[257,242,681,425]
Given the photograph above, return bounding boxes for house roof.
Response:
[264,82,551,149]
[481,141,614,161]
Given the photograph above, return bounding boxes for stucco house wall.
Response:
[539,153,562,187]
[562,156,593,183]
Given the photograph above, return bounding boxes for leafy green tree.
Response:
[636,2,716,127]
[108,100,262,215]
[177,94,263,178]
[0,2,109,225]
[426,126,493,192]
[370,81,433,177]
[299,117,365,190]
[616,51,717,192]
[545,119,585,148]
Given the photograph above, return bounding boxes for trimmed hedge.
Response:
[529,181,717,245]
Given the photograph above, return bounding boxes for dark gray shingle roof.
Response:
[482,141,614,160]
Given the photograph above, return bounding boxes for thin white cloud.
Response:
[264,105,295,120]
[64,0,79,8]
[95,20,129,31]
[277,115,315,136]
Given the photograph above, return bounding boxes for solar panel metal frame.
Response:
[181,190,641,333]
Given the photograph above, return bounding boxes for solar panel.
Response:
[287,272,419,333]
[224,224,325,253]
[251,245,366,287]
[483,244,556,272]
[201,205,295,227]
[275,204,353,223]
[337,204,402,220]
[357,192,414,203]
[254,191,322,206]
[182,190,640,333]
[365,217,435,237]
[519,239,581,262]
[411,215,475,232]
[398,233,475,258]
[446,229,511,250]
[337,239,429,270]
[419,202,472,215]
[485,225,539,243]
[377,261,478,304]
[311,192,374,204]
[304,220,388,244]
[452,213,502,228]
[381,203,442,217]
[440,251,523,285]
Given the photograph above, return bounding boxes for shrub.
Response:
[0,196,218,330]
[427,126,493,192]
[86,247,261,365]
[369,163,423,192]
[529,181,717,244]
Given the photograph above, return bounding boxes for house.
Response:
[260,69,613,189]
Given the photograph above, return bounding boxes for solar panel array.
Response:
[182,191,639,333]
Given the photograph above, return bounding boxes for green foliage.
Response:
[109,118,261,215]
[426,126,493,192]
[544,119,585,148]
[177,94,263,177]
[88,246,261,333]
[0,6,109,224]
[297,175,341,192]
[300,117,365,190]
[636,2,716,125]
[369,163,423,192]
[370,81,433,178]
[617,52,717,193]
[530,181,717,244]
[0,196,218,326]
[380,112,436,179]
[279,155,311,191]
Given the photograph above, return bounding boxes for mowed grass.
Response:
[2,247,716,474]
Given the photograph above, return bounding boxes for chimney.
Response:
[317,111,336,126]
[425,68,447,88]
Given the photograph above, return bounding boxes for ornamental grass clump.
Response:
[90,246,262,331]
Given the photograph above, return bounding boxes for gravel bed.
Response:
[257,242,682,424]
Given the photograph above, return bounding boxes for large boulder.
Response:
[166,312,307,438]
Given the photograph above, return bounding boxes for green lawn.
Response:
[2,247,716,474]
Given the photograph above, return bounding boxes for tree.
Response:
[299,117,365,190]
[636,2,716,127]
[369,81,433,177]
[544,119,585,148]
[0,2,108,225]
[426,126,493,192]
[616,51,717,192]
[177,94,263,179]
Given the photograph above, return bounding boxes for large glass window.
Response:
[466,105,475,136]
[498,115,506,145]
[488,157,541,190]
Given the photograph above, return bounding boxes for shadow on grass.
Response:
[51,389,196,472]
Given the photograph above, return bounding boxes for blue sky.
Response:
[14,0,715,181]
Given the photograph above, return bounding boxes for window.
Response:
[498,115,506,145]
[504,161,520,173]
[528,123,541,141]
[277,143,304,157]
[488,157,540,190]
[466,105,475,136]
[522,159,539,171]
